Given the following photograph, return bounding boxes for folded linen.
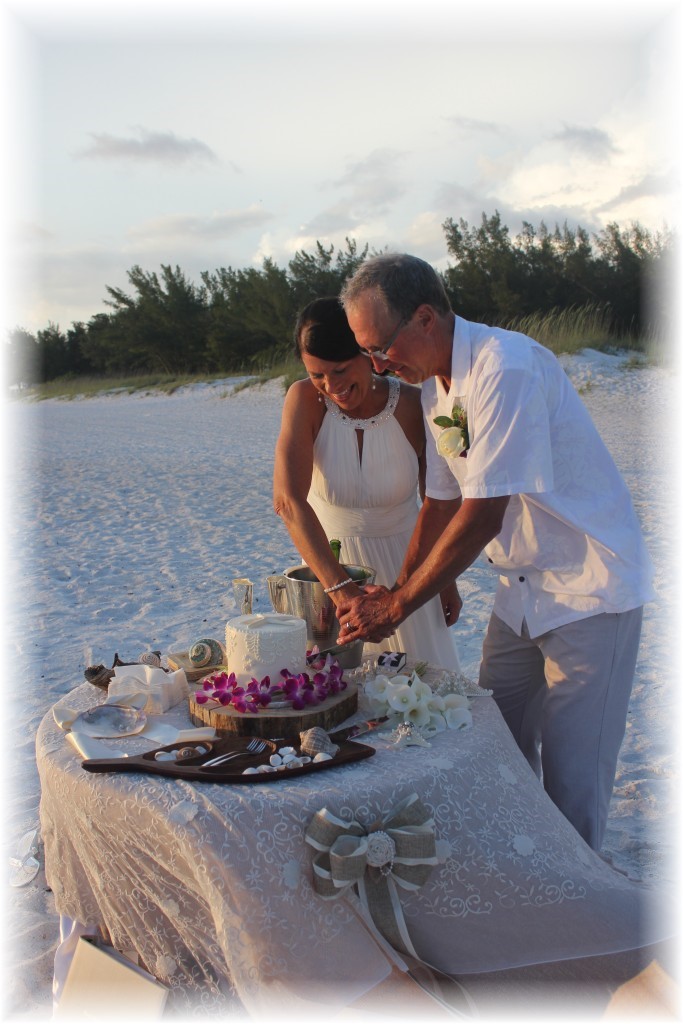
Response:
[108,665,189,714]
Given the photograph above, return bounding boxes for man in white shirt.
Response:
[336,253,654,851]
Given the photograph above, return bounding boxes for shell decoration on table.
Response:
[138,651,162,667]
[189,638,225,669]
[84,650,167,689]
[299,726,339,758]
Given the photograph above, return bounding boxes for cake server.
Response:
[329,716,389,742]
[305,644,346,664]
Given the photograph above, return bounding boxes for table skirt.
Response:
[38,683,673,1017]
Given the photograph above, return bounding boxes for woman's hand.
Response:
[440,582,462,626]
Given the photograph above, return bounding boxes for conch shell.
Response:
[189,638,225,668]
[299,726,339,758]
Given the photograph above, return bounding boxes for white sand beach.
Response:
[3,350,678,1018]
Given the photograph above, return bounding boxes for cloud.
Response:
[127,205,274,243]
[12,221,53,245]
[446,115,502,136]
[77,126,220,166]
[330,148,408,212]
[595,172,678,213]
[550,124,617,160]
[299,202,364,237]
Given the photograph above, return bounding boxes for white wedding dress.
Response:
[308,377,460,669]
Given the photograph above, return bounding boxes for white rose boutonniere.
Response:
[434,404,469,458]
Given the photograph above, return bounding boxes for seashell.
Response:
[279,746,297,756]
[282,753,298,764]
[299,727,339,758]
[138,651,162,667]
[72,704,146,738]
[84,664,115,690]
[269,753,283,767]
[313,752,333,762]
[242,767,259,775]
[285,757,304,769]
[189,638,225,668]
[299,756,311,765]
[257,764,277,773]
[154,750,176,761]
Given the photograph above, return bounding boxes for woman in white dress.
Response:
[273,297,461,668]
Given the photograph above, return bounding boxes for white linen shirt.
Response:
[422,316,655,638]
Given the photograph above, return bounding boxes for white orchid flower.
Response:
[387,684,418,713]
[444,706,473,730]
[424,712,448,735]
[409,675,433,701]
[364,674,391,701]
[443,693,470,710]
[389,674,412,687]
[404,702,432,728]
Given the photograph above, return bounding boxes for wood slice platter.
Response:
[188,681,358,739]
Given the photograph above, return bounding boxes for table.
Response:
[37,680,670,1017]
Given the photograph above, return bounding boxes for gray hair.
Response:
[340,253,452,319]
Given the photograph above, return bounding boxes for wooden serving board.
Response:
[188,681,358,739]
[81,735,375,783]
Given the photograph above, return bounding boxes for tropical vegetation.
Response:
[5,212,674,392]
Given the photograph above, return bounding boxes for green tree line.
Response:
[5,213,673,387]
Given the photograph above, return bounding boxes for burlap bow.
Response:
[305,792,438,959]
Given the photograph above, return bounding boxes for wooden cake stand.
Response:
[188,681,358,739]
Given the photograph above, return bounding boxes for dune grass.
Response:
[16,371,249,402]
[502,304,617,354]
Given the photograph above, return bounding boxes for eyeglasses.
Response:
[358,316,407,363]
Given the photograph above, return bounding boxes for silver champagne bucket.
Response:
[266,564,375,668]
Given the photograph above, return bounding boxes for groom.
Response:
[335,253,654,851]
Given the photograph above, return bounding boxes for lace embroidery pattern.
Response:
[324,376,399,430]
[37,681,662,1016]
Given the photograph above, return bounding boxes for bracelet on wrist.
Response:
[323,577,355,594]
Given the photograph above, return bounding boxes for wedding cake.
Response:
[225,613,308,685]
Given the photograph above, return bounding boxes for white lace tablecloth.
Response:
[37,681,671,1018]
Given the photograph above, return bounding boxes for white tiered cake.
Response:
[224,613,308,685]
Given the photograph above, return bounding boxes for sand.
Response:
[3,351,677,1018]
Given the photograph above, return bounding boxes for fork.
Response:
[201,739,268,768]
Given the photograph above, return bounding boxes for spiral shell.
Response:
[299,727,339,758]
[138,651,162,667]
[189,638,225,668]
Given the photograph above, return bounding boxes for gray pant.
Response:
[479,608,644,850]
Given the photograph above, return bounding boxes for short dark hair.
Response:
[340,253,451,318]
[294,297,360,361]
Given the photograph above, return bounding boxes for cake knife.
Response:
[329,716,389,742]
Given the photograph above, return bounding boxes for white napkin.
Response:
[66,732,128,760]
[139,722,216,746]
[109,665,189,713]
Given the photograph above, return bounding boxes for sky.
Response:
[1,0,681,335]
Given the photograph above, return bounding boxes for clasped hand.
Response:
[335,584,397,645]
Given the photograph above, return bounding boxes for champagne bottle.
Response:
[329,539,342,561]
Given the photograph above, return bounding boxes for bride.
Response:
[273,297,461,668]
